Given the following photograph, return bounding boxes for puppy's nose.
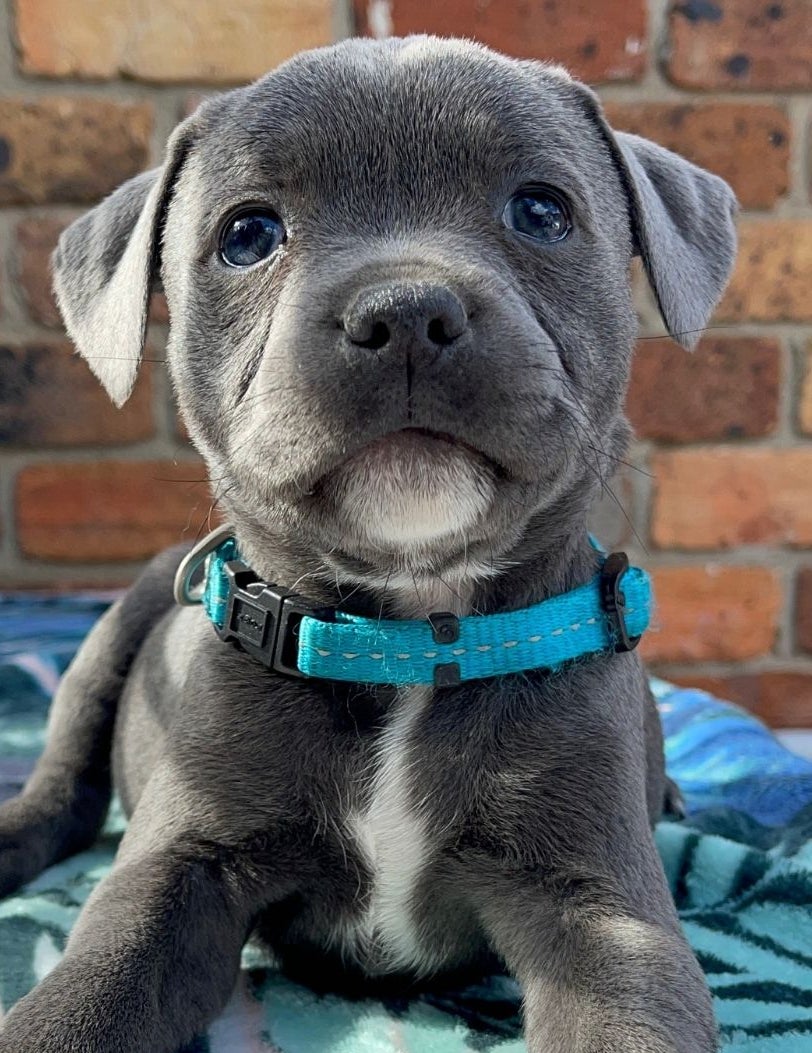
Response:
[342,282,468,353]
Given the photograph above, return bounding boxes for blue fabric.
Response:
[203,541,652,684]
[202,537,239,628]
[1,598,812,1051]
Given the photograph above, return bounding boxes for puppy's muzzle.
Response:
[342,281,468,362]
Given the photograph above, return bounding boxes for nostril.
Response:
[427,316,457,347]
[353,320,390,351]
[343,282,467,354]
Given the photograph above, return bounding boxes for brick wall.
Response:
[0,0,811,727]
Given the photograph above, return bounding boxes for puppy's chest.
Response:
[336,685,444,973]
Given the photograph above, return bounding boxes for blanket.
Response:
[1,593,811,1052]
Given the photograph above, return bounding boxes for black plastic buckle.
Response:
[215,560,330,677]
[599,551,641,654]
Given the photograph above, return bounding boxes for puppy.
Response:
[0,36,736,1053]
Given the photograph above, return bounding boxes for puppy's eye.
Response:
[220,210,286,267]
[503,189,571,244]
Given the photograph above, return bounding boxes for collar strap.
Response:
[175,529,652,686]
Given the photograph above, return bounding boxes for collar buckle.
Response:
[600,551,641,654]
[215,560,330,678]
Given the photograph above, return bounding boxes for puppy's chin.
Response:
[328,430,495,551]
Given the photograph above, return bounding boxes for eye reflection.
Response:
[503,190,571,244]
[220,210,286,267]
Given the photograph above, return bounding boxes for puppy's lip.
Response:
[362,427,509,478]
[399,426,476,454]
[305,426,513,495]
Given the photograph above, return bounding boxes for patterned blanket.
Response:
[1,593,811,1052]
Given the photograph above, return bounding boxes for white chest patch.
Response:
[344,685,434,974]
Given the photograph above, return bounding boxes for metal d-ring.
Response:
[173,524,236,607]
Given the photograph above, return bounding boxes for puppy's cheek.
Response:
[331,444,495,548]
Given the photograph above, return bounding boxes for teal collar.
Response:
[174,527,652,687]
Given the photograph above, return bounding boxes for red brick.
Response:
[0,343,154,447]
[16,215,168,327]
[17,215,75,328]
[16,460,212,562]
[796,568,812,655]
[0,98,152,206]
[669,673,812,730]
[627,336,779,443]
[718,221,812,323]
[641,565,781,663]
[15,0,333,83]
[604,102,789,210]
[353,0,647,83]
[652,449,812,549]
[667,0,812,91]
[184,93,217,118]
[800,341,812,436]
[150,293,170,325]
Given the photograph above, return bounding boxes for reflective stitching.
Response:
[303,603,649,664]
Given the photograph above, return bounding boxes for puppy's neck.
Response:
[233,519,598,623]
[340,567,478,620]
[477,525,600,615]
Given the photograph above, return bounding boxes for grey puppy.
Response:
[0,36,736,1053]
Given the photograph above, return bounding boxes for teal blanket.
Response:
[1,594,811,1052]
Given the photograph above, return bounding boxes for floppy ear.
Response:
[572,90,738,350]
[611,131,738,349]
[52,123,194,406]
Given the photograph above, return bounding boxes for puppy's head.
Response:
[53,37,737,588]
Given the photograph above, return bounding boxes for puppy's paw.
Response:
[0,956,115,1053]
[0,988,112,1053]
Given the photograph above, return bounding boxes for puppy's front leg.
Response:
[474,841,716,1053]
[0,811,288,1053]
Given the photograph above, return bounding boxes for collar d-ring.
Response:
[173,524,236,607]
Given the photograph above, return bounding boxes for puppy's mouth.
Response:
[351,426,500,470]
[323,427,500,550]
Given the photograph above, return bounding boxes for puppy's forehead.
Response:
[189,38,603,212]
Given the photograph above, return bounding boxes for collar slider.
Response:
[428,611,460,645]
[600,551,641,653]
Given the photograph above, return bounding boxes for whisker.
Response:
[376,566,394,629]
[556,411,647,555]
[636,323,741,342]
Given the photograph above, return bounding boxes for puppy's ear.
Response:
[52,123,194,406]
[574,89,738,349]
[611,131,738,349]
